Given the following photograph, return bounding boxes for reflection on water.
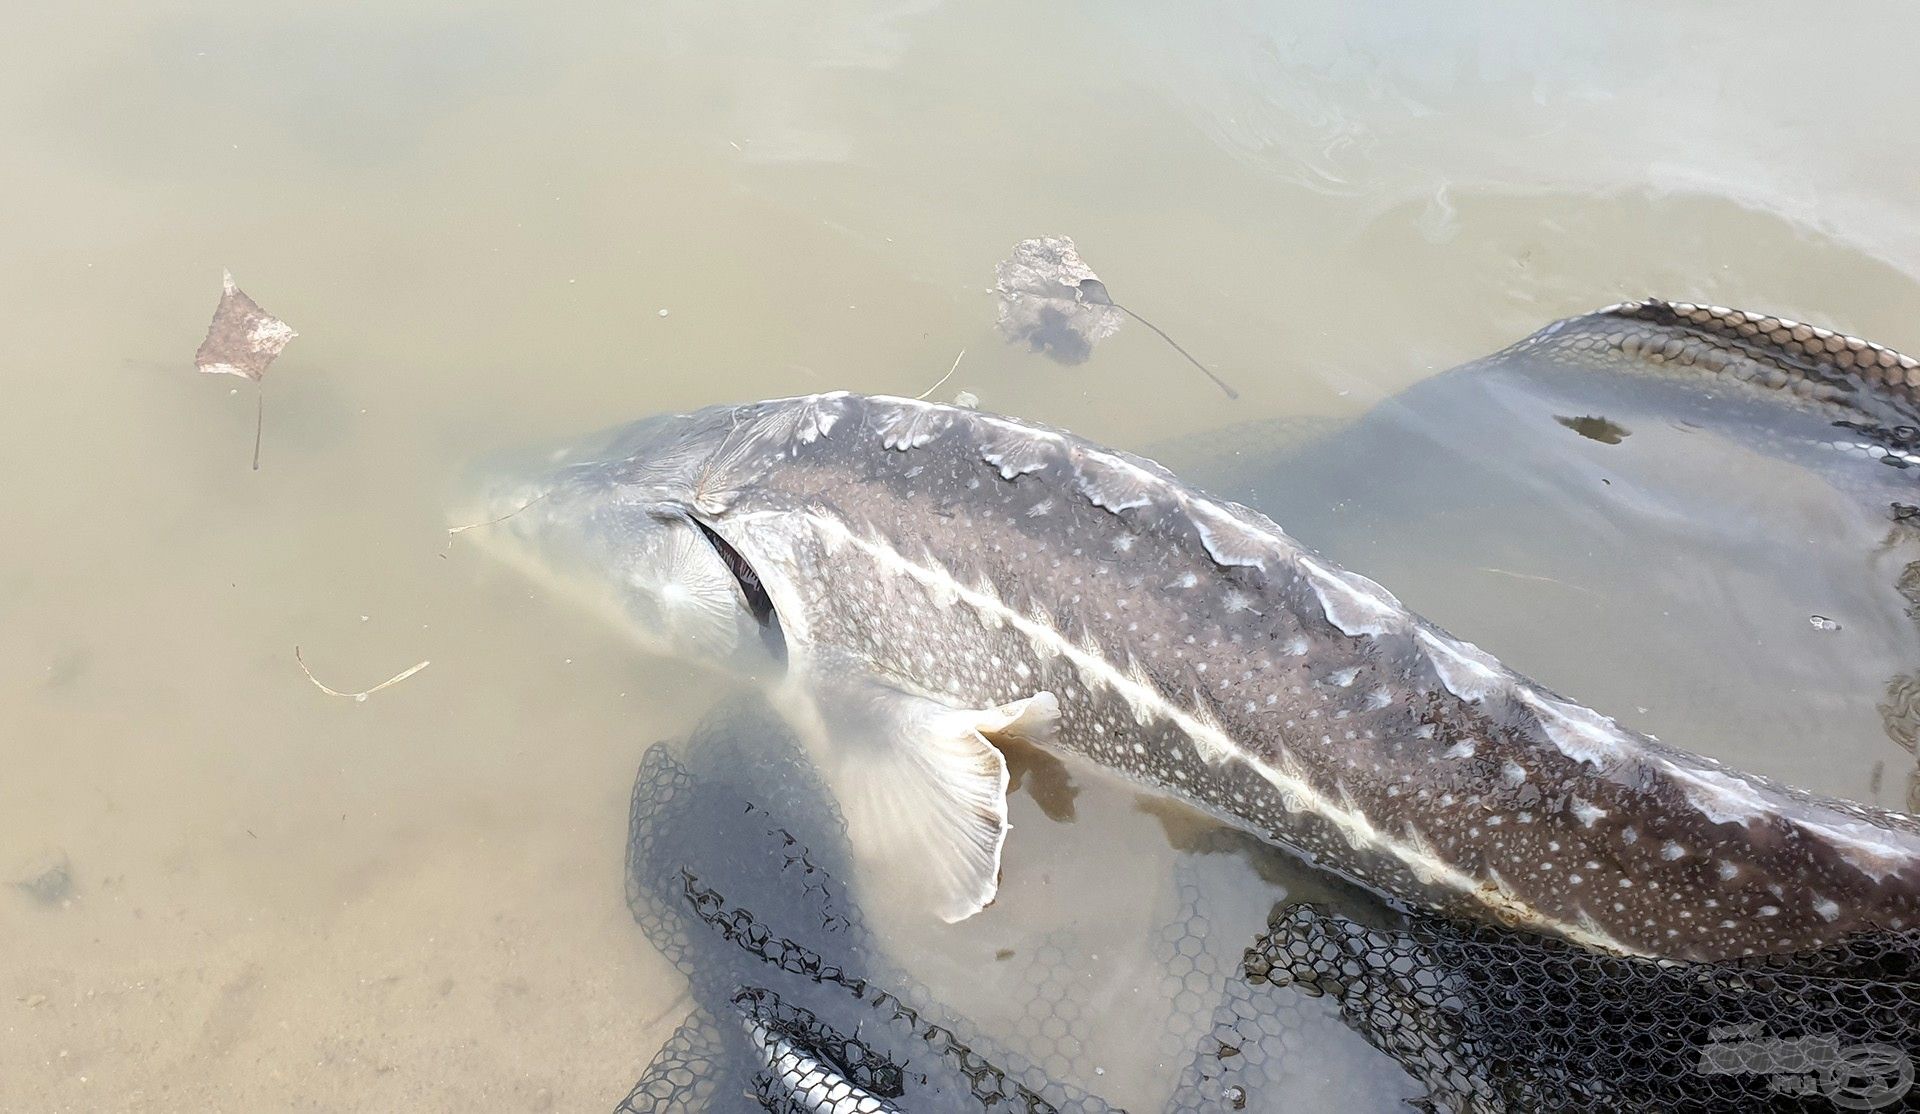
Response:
[3,0,1918,1109]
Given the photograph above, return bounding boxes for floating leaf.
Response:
[993,236,1237,399]
[993,236,1123,365]
[195,270,297,469]
[195,271,296,381]
[1554,414,1630,444]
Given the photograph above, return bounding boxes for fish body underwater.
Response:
[472,303,1920,964]
[1154,301,1920,811]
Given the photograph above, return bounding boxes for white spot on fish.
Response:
[1415,629,1505,702]
[1072,453,1160,513]
[768,391,845,447]
[1665,761,1769,825]
[1190,505,1268,569]
[1519,692,1627,768]
[979,426,1059,478]
[1222,589,1263,615]
[1790,814,1914,883]
[1570,798,1608,827]
[875,401,947,450]
[1299,556,1403,637]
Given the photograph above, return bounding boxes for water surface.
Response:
[3,1,1918,1109]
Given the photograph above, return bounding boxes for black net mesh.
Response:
[617,700,1920,1113]
[618,700,1115,1114]
[616,1012,730,1114]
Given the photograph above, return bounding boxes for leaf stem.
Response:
[1115,303,1239,400]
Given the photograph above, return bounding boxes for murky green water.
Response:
[3,1,1917,1109]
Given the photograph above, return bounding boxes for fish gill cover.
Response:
[619,700,1918,1113]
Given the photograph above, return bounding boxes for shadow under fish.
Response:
[616,698,1123,1114]
[618,699,1920,1113]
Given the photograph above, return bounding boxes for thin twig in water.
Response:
[446,491,551,550]
[251,386,265,471]
[1113,304,1239,400]
[1478,567,1596,596]
[640,987,693,1031]
[916,349,967,401]
[296,646,431,702]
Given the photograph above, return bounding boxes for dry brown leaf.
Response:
[992,237,1236,398]
[195,270,297,469]
[196,270,296,381]
[992,236,1122,365]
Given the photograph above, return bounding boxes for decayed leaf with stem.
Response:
[993,236,1237,399]
[195,270,298,469]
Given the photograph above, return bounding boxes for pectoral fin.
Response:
[801,682,1058,923]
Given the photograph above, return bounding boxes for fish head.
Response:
[458,403,792,674]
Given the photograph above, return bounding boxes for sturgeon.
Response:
[471,340,1920,965]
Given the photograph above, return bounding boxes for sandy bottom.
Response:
[4,761,686,1113]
